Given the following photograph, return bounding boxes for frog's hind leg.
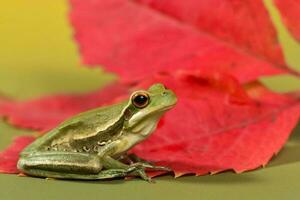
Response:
[17,152,141,180]
[17,151,104,179]
[21,168,137,180]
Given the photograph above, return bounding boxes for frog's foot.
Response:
[131,162,171,172]
[126,154,171,171]
[127,162,171,182]
[128,165,153,183]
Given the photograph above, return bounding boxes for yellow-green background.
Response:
[0,1,300,199]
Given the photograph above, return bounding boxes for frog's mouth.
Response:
[158,102,177,112]
[126,102,176,130]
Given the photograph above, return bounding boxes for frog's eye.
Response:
[132,92,150,108]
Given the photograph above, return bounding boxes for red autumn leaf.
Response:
[70,0,300,83]
[1,0,300,178]
[0,136,35,174]
[275,0,300,41]
[135,0,283,65]
[0,83,129,132]
[0,72,299,176]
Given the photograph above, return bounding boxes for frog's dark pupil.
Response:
[134,95,148,106]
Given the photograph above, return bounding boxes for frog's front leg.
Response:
[97,141,153,182]
[101,155,153,182]
[17,151,135,180]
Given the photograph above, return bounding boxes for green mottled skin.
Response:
[17,83,177,182]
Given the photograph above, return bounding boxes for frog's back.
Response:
[21,101,128,155]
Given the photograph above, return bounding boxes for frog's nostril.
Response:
[162,91,168,96]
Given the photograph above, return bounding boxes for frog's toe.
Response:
[128,165,153,182]
[131,162,171,171]
[152,166,172,171]
[136,168,153,183]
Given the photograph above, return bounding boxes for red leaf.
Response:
[275,0,300,42]
[0,136,35,174]
[0,73,299,175]
[135,0,284,66]
[0,0,299,178]
[0,83,129,132]
[69,0,299,82]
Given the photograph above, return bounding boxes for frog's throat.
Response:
[111,112,162,156]
[126,111,164,137]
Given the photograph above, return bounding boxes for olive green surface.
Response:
[0,1,300,200]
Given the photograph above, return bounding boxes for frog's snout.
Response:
[162,89,177,108]
[147,83,177,108]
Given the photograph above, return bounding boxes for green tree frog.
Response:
[17,83,177,182]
